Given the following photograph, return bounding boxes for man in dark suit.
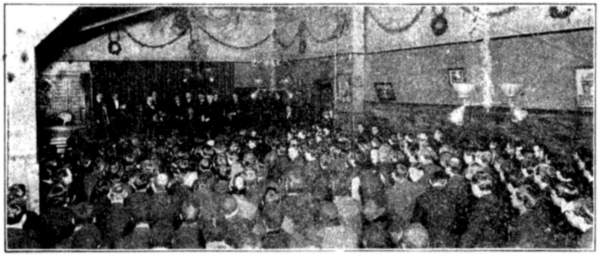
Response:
[170,95,186,131]
[142,96,158,137]
[411,171,458,247]
[460,172,508,248]
[107,93,126,138]
[7,194,41,249]
[91,93,110,140]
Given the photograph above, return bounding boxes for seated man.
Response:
[7,192,41,249]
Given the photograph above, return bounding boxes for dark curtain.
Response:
[89,61,234,111]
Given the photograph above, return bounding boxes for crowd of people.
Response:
[8,90,594,250]
[90,89,323,140]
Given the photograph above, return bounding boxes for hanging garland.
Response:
[487,6,518,17]
[366,6,425,34]
[123,27,188,49]
[272,28,299,49]
[305,10,350,43]
[196,24,272,50]
[460,6,517,18]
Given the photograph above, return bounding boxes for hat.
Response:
[402,223,429,248]
[363,199,386,221]
[71,202,94,222]
[108,183,130,201]
[221,196,238,216]
[320,202,339,222]
[183,171,199,188]
[214,180,230,194]
[132,173,152,190]
[8,183,27,202]
[199,158,211,171]
[154,173,169,188]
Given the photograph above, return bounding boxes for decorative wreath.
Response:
[107,31,122,55]
[430,7,448,36]
[549,6,575,19]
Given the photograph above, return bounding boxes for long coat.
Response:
[411,186,459,247]
[459,194,508,248]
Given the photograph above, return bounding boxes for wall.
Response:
[275,6,353,58]
[63,9,275,62]
[6,5,77,213]
[365,29,594,110]
[365,5,594,53]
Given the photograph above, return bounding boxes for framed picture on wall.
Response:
[575,67,594,108]
[374,82,396,102]
[448,68,466,84]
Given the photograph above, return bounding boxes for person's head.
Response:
[408,166,424,183]
[8,184,27,203]
[417,150,435,165]
[510,185,537,214]
[242,166,257,184]
[180,201,198,223]
[217,164,230,178]
[107,183,129,204]
[401,223,429,248]
[264,187,281,204]
[391,163,409,184]
[71,202,95,225]
[111,93,118,100]
[153,173,169,192]
[319,201,340,225]
[357,123,365,133]
[370,126,379,136]
[433,129,443,142]
[56,167,73,186]
[429,171,449,188]
[284,170,305,193]
[533,144,548,161]
[417,133,428,147]
[7,199,27,224]
[363,199,386,222]
[132,173,152,191]
[564,197,593,233]
[369,148,380,165]
[363,222,393,248]
[230,174,246,194]
[221,196,239,219]
[185,92,192,101]
[96,93,103,102]
[287,146,299,160]
[197,93,206,102]
[470,171,494,198]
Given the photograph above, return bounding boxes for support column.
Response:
[335,6,368,130]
